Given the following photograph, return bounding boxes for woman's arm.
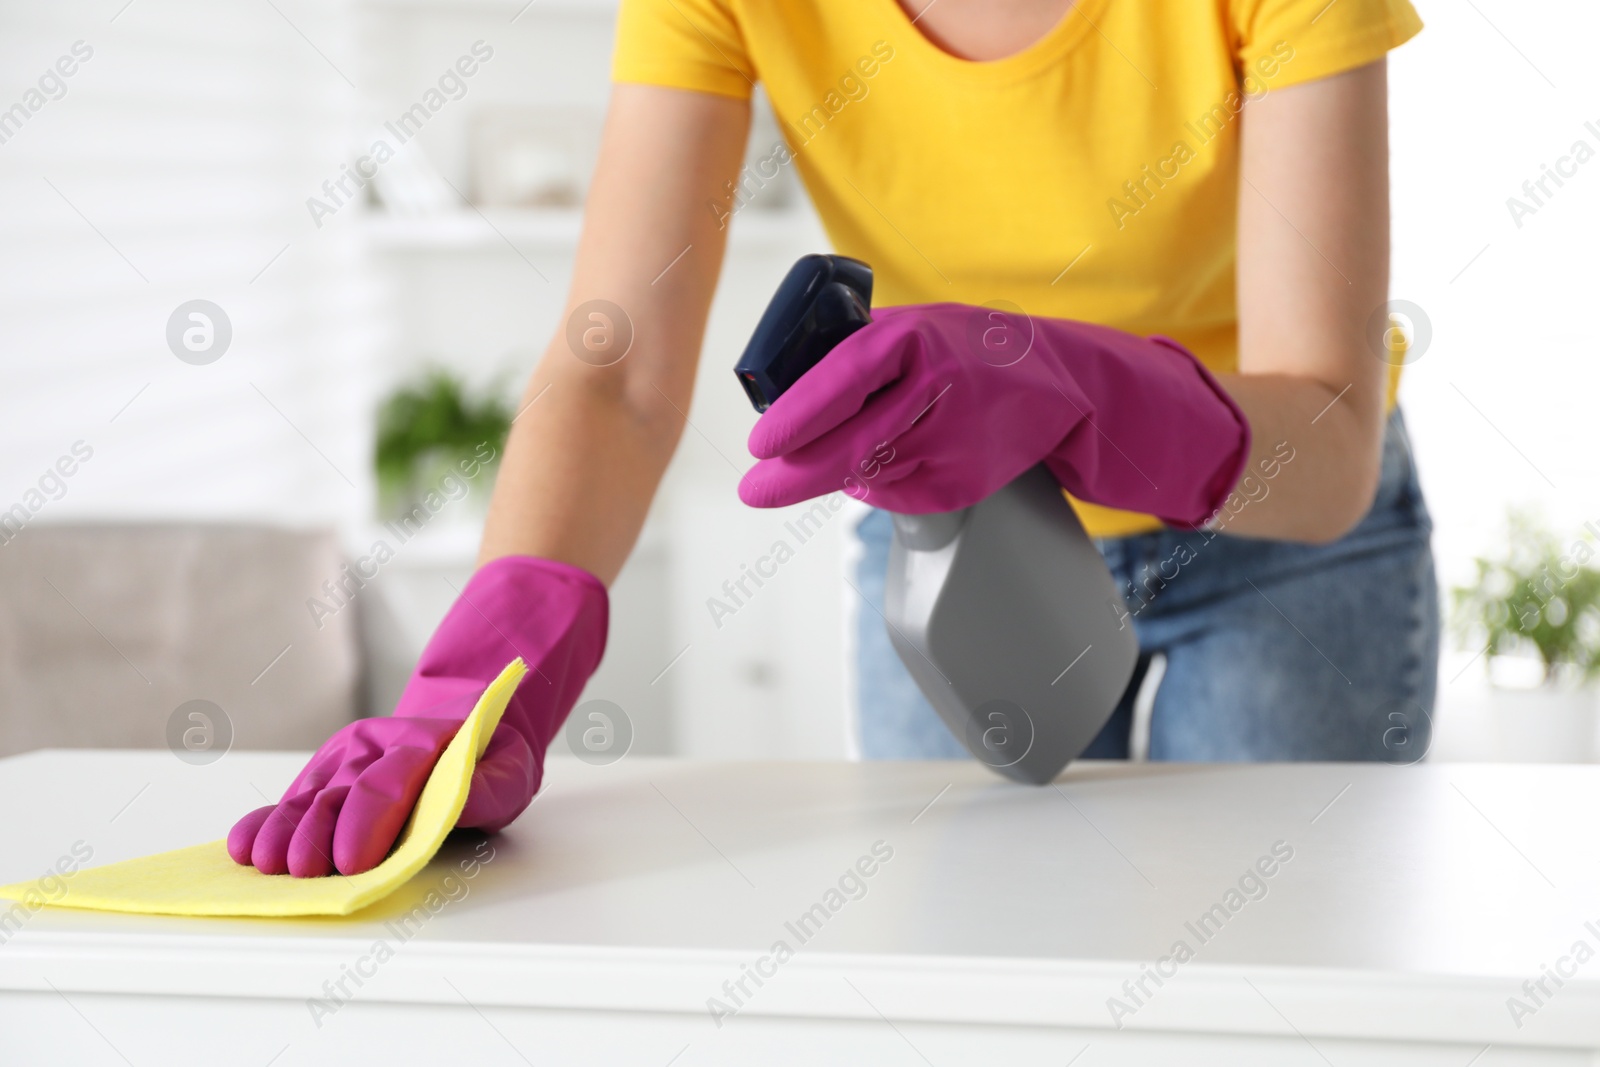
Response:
[1220,59,1392,544]
[478,84,751,582]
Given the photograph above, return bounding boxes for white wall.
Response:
[1387,1,1600,713]
[0,0,377,528]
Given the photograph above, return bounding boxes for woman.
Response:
[230,0,1435,877]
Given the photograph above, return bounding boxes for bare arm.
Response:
[1219,60,1392,543]
[478,84,751,583]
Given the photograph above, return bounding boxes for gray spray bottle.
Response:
[736,255,1139,784]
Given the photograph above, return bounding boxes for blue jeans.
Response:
[855,410,1439,762]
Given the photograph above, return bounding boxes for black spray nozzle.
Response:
[734,254,873,413]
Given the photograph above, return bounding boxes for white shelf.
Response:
[351,512,668,568]
[352,518,484,568]
[362,207,821,253]
[358,0,617,13]
[364,208,581,250]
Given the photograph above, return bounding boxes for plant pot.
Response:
[378,449,499,527]
[1486,684,1600,762]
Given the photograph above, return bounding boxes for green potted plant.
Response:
[1452,508,1600,761]
[374,369,511,524]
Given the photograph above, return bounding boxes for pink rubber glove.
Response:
[738,304,1250,528]
[228,555,608,877]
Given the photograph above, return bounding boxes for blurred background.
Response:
[1,0,1596,765]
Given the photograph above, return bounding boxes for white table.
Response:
[2,750,1598,1066]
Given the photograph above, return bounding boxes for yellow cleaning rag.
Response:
[0,658,527,918]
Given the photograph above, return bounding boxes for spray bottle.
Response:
[736,255,1139,784]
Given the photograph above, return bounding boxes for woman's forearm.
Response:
[474,84,751,584]
[1223,61,1394,544]
[477,360,689,585]
[1213,371,1385,544]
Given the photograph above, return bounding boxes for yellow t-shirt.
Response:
[613,0,1422,537]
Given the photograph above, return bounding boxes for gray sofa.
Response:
[0,524,373,759]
